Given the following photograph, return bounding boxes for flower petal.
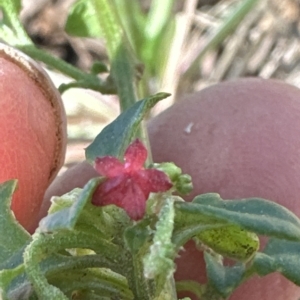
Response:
[92,176,147,220]
[120,181,147,220]
[94,156,124,177]
[143,169,173,193]
[132,170,153,198]
[124,139,147,171]
[134,169,173,198]
[92,175,127,205]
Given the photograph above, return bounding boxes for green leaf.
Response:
[152,163,193,195]
[173,221,259,262]
[0,180,30,265]
[3,252,126,300]
[91,61,109,74]
[113,0,146,54]
[143,196,176,279]
[0,245,27,273]
[0,264,28,300]
[83,203,131,241]
[174,192,300,261]
[0,0,21,12]
[124,220,152,255]
[65,0,103,37]
[85,92,170,162]
[0,0,32,45]
[144,0,174,41]
[204,252,245,298]
[0,0,21,23]
[48,268,133,300]
[196,225,259,262]
[173,195,259,262]
[191,193,300,241]
[143,196,177,298]
[252,238,300,285]
[23,229,123,300]
[141,0,174,73]
[39,178,101,232]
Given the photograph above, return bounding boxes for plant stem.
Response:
[92,2,177,298]
[0,1,117,95]
[18,45,90,81]
[93,0,153,163]
[92,0,139,111]
[24,231,123,299]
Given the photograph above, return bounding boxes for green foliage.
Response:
[0,0,31,45]
[0,0,114,95]
[66,0,176,96]
[253,238,300,285]
[0,180,30,265]
[192,193,300,241]
[152,162,193,195]
[143,196,176,295]
[65,0,103,38]
[204,253,245,298]
[112,0,146,55]
[197,225,259,262]
[2,141,300,298]
[0,0,300,299]
[173,194,259,262]
[85,92,170,162]
[0,0,21,13]
[90,61,109,74]
[173,193,300,298]
[136,0,175,77]
[39,178,102,232]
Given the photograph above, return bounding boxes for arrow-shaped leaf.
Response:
[85,92,170,162]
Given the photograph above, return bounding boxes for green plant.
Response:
[0,1,300,300]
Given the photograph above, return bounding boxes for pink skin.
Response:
[148,78,300,299]
[0,45,66,233]
[41,78,300,299]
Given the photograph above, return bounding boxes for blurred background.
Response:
[19,0,300,168]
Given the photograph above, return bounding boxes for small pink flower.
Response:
[92,139,172,220]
